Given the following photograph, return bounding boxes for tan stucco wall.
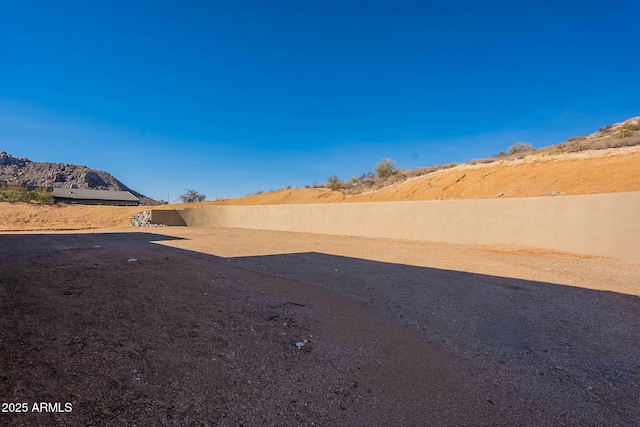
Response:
[176,201,480,243]
[477,192,640,261]
[153,192,640,262]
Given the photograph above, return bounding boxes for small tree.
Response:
[179,189,206,203]
[507,142,533,155]
[373,158,398,179]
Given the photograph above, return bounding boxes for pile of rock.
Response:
[130,211,165,227]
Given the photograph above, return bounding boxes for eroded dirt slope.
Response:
[211,146,640,205]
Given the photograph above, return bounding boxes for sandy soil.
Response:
[0,204,146,231]
[0,227,638,426]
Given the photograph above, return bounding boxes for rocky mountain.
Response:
[0,151,163,205]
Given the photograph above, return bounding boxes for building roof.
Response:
[53,188,139,202]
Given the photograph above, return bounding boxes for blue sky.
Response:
[1,0,638,202]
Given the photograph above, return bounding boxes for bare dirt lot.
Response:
[1,227,638,426]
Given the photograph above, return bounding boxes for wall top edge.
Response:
[162,191,640,210]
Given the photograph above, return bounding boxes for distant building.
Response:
[53,188,140,206]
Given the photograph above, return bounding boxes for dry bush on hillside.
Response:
[552,117,640,153]
[404,162,458,178]
[618,121,640,137]
[508,142,534,155]
[373,158,399,178]
[0,184,52,204]
[326,175,346,191]
[555,134,640,153]
[327,161,460,195]
[468,158,499,165]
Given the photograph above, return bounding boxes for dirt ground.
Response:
[1,227,638,426]
[0,204,145,231]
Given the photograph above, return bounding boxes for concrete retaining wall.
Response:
[152,192,640,262]
[477,192,640,261]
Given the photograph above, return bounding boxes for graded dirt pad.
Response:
[1,228,638,426]
[0,204,146,231]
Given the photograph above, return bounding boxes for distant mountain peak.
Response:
[0,151,163,205]
[0,151,31,167]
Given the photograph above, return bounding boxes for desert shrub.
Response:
[179,189,206,203]
[405,162,457,179]
[605,134,640,148]
[0,184,23,202]
[556,138,585,152]
[326,175,346,191]
[618,122,640,138]
[566,135,586,142]
[468,157,499,165]
[507,142,533,155]
[556,131,640,153]
[373,158,398,179]
[359,172,375,180]
[356,172,376,186]
[550,136,584,153]
[0,184,52,203]
[28,187,53,203]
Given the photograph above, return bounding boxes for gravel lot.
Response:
[1,227,638,426]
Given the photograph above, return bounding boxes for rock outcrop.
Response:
[0,151,164,205]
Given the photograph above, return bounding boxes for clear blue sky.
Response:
[1,0,638,202]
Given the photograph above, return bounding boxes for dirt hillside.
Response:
[210,145,640,205]
[1,145,639,231]
[0,204,146,231]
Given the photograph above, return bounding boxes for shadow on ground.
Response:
[226,251,640,425]
[0,232,184,260]
[1,232,638,426]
